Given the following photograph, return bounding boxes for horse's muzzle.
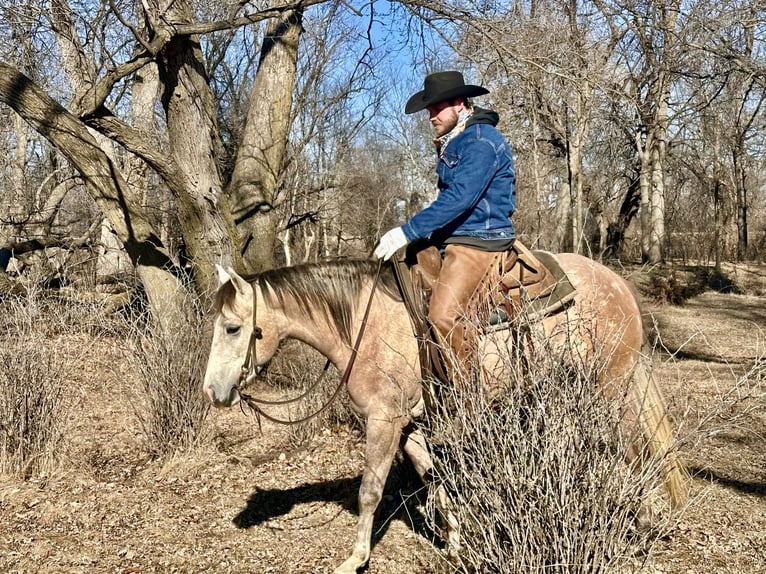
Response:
[204,383,240,408]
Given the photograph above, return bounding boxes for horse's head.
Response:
[203,265,281,407]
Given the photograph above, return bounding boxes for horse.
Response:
[202,255,688,574]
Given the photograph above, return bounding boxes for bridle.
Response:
[237,260,383,426]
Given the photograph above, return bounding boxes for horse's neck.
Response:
[274,298,350,368]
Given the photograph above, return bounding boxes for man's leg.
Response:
[428,244,499,383]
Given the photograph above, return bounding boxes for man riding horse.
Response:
[375,70,517,381]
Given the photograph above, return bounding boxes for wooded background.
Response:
[0,0,764,318]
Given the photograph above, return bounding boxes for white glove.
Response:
[374,227,408,261]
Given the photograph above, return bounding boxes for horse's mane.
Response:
[245,259,401,345]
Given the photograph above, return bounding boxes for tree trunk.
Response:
[604,176,640,260]
[566,94,589,255]
[156,6,236,293]
[733,145,748,260]
[567,134,583,255]
[228,9,304,273]
[648,128,666,264]
[11,113,28,218]
[637,136,652,262]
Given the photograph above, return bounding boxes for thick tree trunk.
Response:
[49,0,203,323]
[156,12,236,293]
[228,9,303,273]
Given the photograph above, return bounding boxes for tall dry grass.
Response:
[122,287,211,457]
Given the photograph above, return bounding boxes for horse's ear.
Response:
[214,265,251,297]
[226,267,252,296]
[215,264,231,286]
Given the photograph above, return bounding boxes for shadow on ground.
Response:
[232,461,437,550]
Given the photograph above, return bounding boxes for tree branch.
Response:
[172,0,328,36]
[0,61,161,252]
[82,106,187,195]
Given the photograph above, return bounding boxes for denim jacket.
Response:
[402,108,516,245]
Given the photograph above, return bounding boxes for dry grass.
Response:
[0,291,91,477]
[121,292,212,457]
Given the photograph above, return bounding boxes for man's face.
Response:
[427,99,464,137]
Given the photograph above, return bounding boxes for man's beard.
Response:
[434,109,458,136]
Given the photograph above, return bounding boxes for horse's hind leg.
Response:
[334,411,403,574]
[401,425,461,557]
[401,423,432,480]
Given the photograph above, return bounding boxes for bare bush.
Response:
[0,293,78,477]
[124,290,211,457]
[422,329,680,573]
[672,349,766,456]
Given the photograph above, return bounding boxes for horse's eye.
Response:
[225,325,241,336]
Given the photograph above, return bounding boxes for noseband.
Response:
[237,261,384,425]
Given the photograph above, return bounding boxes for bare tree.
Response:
[0,0,327,316]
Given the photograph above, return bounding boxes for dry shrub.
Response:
[0,293,79,477]
[676,352,766,454]
[422,327,679,573]
[124,290,211,457]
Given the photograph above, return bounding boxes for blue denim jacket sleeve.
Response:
[402,136,499,241]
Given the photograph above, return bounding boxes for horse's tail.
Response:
[632,353,690,509]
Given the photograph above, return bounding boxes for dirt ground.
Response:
[1,262,765,573]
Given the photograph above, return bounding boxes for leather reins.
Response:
[238,260,384,426]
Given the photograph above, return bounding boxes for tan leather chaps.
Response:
[427,244,499,384]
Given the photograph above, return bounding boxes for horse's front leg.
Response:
[334,411,403,574]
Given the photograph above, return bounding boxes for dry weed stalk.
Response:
[0,292,80,477]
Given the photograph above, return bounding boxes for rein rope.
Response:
[239,260,384,426]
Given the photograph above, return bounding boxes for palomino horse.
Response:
[203,255,687,573]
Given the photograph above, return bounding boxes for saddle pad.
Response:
[507,250,577,320]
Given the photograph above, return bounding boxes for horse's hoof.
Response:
[333,556,366,574]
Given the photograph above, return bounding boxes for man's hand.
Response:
[374,227,408,260]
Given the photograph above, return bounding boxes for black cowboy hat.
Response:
[405,71,490,114]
